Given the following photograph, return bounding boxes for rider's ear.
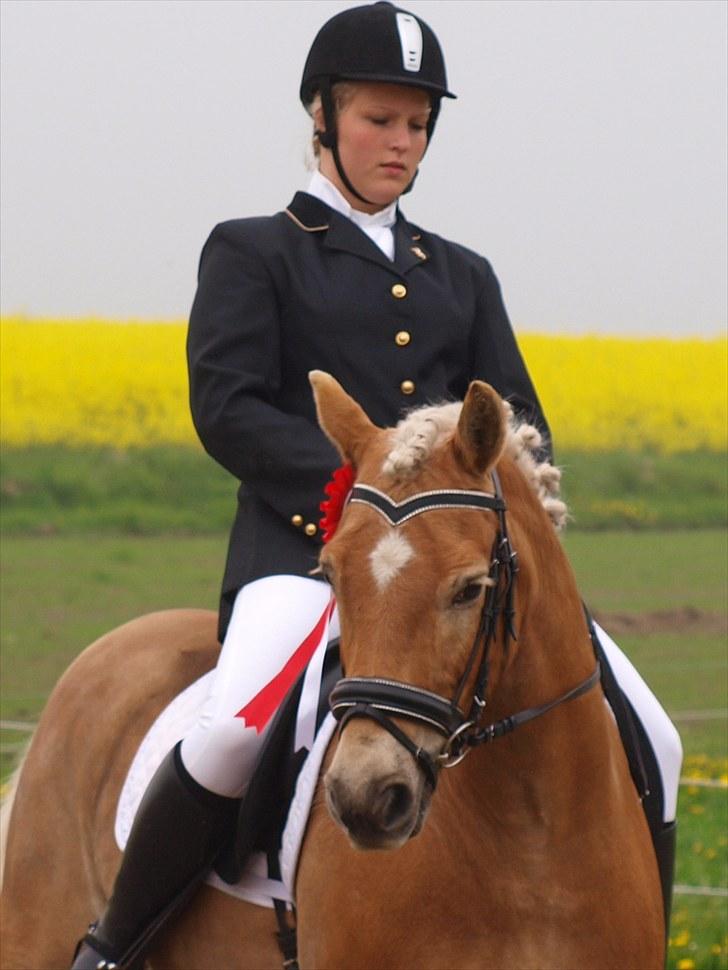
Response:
[453,381,507,476]
[309,370,380,467]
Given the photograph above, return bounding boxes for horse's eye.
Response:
[452,583,483,607]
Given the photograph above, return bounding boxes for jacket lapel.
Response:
[285,192,429,276]
[324,216,394,270]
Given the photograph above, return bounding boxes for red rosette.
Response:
[319,463,355,543]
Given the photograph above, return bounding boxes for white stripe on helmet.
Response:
[396,12,423,73]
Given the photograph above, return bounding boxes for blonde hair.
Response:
[306,82,358,160]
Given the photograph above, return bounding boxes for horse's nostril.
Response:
[377,782,414,831]
[325,775,345,822]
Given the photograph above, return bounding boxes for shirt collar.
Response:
[307,170,398,230]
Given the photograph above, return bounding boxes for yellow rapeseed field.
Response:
[2,319,194,448]
[1,318,726,452]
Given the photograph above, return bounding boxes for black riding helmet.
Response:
[300,1,456,205]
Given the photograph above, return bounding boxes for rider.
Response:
[72,4,681,967]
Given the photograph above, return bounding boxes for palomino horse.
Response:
[0,374,664,969]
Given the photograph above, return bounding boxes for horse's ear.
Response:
[309,370,379,466]
[453,381,508,476]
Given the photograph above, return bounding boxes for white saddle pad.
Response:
[115,670,336,909]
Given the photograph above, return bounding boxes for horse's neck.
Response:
[454,535,615,835]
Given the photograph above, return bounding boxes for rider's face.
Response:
[317,82,431,214]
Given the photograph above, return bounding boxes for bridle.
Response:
[329,469,601,790]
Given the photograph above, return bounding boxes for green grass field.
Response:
[1,445,726,968]
[2,445,726,533]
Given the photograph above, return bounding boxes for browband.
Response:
[349,484,506,528]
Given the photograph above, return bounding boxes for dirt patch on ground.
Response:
[592,607,727,636]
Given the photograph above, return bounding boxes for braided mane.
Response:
[382,400,568,531]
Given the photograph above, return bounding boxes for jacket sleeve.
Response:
[187,224,339,534]
[469,260,553,462]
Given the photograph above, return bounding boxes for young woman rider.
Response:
[72,4,681,967]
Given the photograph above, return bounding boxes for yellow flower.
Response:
[519,332,727,452]
[673,929,691,947]
[688,804,705,815]
[675,960,695,970]
[1,318,197,447]
[711,944,722,956]
[2,320,726,451]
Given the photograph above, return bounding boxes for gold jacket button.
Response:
[395,330,411,347]
[304,523,318,537]
[291,514,303,527]
[400,380,416,395]
[391,283,407,299]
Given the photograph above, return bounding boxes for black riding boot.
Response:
[654,819,677,940]
[71,741,238,970]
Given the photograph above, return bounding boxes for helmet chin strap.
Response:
[316,78,377,207]
[316,77,422,209]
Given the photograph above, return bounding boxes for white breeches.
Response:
[181,575,338,798]
[180,575,682,821]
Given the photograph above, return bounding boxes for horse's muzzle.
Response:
[325,773,419,850]
[324,726,432,850]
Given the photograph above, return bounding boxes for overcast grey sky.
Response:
[1,0,726,335]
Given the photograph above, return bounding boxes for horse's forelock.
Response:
[381,403,462,479]
[381,401,568,531]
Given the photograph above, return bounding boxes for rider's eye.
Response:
[451,583,482,608]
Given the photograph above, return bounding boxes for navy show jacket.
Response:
[187,191,550,641]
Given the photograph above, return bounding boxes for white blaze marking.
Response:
[369,531,415,590]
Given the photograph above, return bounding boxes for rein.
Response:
[329,470,601,789]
